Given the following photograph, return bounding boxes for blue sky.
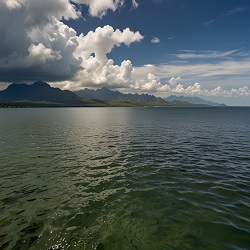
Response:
[0,0,250,105]
[68,0,249,65]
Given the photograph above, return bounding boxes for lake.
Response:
[0,107,250,249]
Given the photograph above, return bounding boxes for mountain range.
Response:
[75,88,225,106]
[74,87,166,104]
[164,95,225,106]
[0,81,225,107]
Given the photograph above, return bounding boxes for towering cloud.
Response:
[0,0,143,85]
[70,25,143,89]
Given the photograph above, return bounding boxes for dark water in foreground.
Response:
[0,107,250,250]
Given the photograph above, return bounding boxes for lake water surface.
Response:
[0,107,250,249]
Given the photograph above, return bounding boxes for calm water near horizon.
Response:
[0,107,250,250]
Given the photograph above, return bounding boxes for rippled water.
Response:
[0,107,250,250]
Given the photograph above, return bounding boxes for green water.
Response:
[0,107,250,249]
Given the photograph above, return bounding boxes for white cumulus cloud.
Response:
[27,43,62,64]
[76,25,143,62]
[131,0,139,10]
[151,37,160,43]
[159,81,250,98]
[66,25,143,89]
[131,73,162,92]
[73,0,125,17]
[168,77,181,86]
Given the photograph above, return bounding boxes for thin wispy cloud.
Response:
[204,19,215,27]
[237,51,250,57]
[152,0,163,3]
[224,7,248,16]
[174,50,239,59]
[135,58,250,82]
[167,35,175,40]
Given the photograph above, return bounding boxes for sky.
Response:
[0,0,250,105]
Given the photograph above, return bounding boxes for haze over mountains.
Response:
[164,95,225,106]
[75,88,224,106]
[0,81,224,107]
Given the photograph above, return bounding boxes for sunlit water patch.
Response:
[0,107,250,249]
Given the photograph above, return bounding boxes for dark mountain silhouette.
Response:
[75,87,166,104]
[0,81,83,106]
[0,82,213,107]
[164,95,226,106]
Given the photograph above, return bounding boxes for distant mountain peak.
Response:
[6,82,26,89]
[0,81,82,106]
[33,81,50,87]
[7,81,50,90]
